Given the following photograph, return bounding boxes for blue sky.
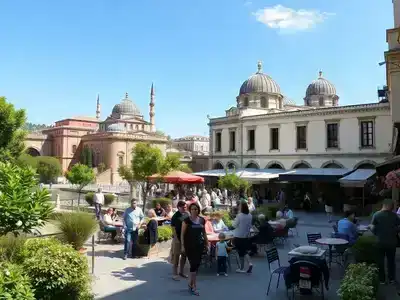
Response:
[0,0,394,138]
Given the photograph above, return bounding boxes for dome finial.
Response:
[125,92,129,99]
[319,70,323,78]
[257,61,262,73]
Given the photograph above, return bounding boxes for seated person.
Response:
[211,212,229,232]
[154,203,166,217]
[164,204,174,219]
[249,214,275,255]
[203,214,215,234]
[337,211,358,245]
[283,205,294,219]
[111,207,119,221]
[102,208,119,241]
[275,211,287,228]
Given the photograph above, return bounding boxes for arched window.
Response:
[26,147,40,157]
[268,163,284,169]
[323,163,342,169]
[319,97,324,106]
[293,163,310,169]
[245,162,259,169]
[213,162,224,170]
[261,97,267,108]
[243,97,249,107]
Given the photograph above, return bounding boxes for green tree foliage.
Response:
[16,153,38,169]
[0,162,53,236]
[0,261,35,299]
[178,163,193,173]
[65,164,95,207]
[80,147,93,167]
[0,97,27,162]
[118,164,136,198]
[36,156,62,183]
[218,169,251,206]
[23,122,50,132]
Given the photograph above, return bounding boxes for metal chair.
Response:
[265,247,288,295]
[307,233,322,246]
[287,217,299,236]
[289,260,325,299]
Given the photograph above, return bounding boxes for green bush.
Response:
[85,192,115,206]
[337,263,379,300]
[0,261,35,300]
[56,211,98,250]
[157,225,173,242]
[217,210,233,229]
[352,235,379,265]
[152,198,172,208]
[22,238,92,300]
[0,234,27,263]
[253,204,280,221]
[36,156,62,183]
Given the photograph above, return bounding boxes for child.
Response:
[216,232,231,276]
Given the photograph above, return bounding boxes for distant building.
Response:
[172,135,209,153]
[25,85,168,184]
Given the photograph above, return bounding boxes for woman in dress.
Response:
[181,202,209,296]
[232,202,253,273]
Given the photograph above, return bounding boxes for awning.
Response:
[339,169,376,187]
[278,168,351,182]
[376,155,400,176]
[148,170,204,184]
[193,168,285,182]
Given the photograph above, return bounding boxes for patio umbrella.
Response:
[148,170,205,184]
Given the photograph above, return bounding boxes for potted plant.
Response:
[57,212,98,253]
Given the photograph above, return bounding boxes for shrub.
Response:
[85,192,115,206]
[337,263,379,300]
[36,156,62,183]
[56,211,98,250]
[0,261,35,300]
[0,234,27,263]
[157,225,173,242]
[152,198,172,209]
[217,210,233,229]
[253,204,280,221]
[22,238,92,300]
[352,235,379,265]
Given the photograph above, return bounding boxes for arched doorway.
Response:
[293,163,310,169]
[245,163,259,169]
[268,163,284,169]
[26,147,40,157]
[213,162,224,170]
[357,163,376,169]
[227,162,237,169]
[323,163,343,169]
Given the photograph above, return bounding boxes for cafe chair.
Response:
[265,247,288,295]
[307,233,322,246]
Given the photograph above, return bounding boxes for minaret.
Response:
[96,94,101,120]
[149,83,155,132]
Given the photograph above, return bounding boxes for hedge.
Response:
[252,204,280,221]
[85,192,115,206]
[337,263,379,300]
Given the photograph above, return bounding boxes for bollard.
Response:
[91,235,95,274]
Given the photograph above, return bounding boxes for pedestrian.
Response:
[170,201,188,281]
[181,202,209,296]
[371,199,400,284]
[216,232,230,276]
[94,188,104,220]
[122,199,144,260]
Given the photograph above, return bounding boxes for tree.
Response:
[0,97,27,162]
[179,163,193,173]
[218,169,251,207]
[80,147,93,167]
[36,156,62,183]
[16,153,38,169]
[0,162,53,236]
[65,164,95,208]
[118,165,135,198]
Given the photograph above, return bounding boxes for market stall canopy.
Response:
[278,168,351,182]
[376,156,400,176]
[148,170,204,184]
[194,168,284,182]
[339,169,376,187]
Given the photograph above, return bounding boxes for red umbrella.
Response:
[148,170,204,184]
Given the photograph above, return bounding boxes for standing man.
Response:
[170,200,188,281]
[371,199,400,284]
[94,188,104,220]
[123,199,144,260]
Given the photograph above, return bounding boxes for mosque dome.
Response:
[239,62,281,95]
[111,92,141,116]
[305,71,336,97]
[106,123,126,132]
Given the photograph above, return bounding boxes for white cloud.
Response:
[244,1,252,6]
[253,5,334,32]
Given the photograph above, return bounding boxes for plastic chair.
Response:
[266,247,288,295]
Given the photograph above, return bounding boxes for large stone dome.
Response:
[111,93,141,116]
[305,71,336,96]
[239,62,281,95]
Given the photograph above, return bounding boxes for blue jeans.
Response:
[95,203,102,219]
[124,230,139,256]
[217,256,227,274]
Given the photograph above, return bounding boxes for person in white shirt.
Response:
[212,212,229,232]
[94,188,105,220]
[248,197,256,212]
[200,190,211,212]
[232,202,253,273]
[103,208,118,241]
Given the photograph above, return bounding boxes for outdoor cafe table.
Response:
[316,238,348,267]
[288,248,326,259]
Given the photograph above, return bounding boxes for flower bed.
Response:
[337,263,379,300]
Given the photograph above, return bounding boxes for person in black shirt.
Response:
[181,202,209,296]
[170,201,188,281]
[154,203,166,217]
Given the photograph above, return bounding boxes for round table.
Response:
[316,238,349,267]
